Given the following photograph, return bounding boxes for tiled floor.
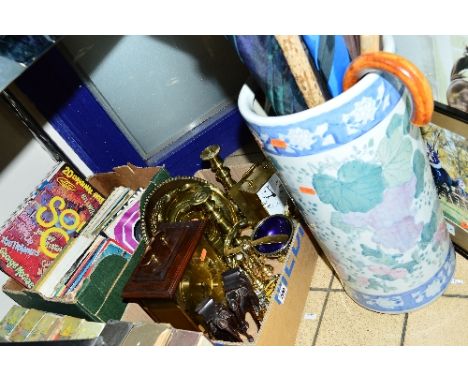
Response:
[226,144,468,346]
[294,251,468,346]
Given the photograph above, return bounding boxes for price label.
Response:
[275,281,288,305]
[200,248,207,262]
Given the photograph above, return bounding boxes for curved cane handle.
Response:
[343,51,433,126]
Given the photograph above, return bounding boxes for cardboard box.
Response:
[110,164,319,345]
[2,164,170,322]
[241,220,318,346]
[191,165,320,345]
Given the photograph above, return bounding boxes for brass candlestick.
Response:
[167,184,277,308]
[223,224,276,292]
[200,145,236,190]
[201,145,275,226]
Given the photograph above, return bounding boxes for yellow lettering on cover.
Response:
[62,166,74,178]
[36,196,65,228]
[40,227,70,259]
[92,191,105,205]
[36,195,82,259]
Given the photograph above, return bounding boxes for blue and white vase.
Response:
[238,58,455,314]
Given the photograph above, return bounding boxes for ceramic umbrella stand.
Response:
[238,52,455,314]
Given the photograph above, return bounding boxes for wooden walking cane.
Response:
[275,35,327,108]
[359,35,381,54]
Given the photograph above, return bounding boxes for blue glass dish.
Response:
[251,214,294,258]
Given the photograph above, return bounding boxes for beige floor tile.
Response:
[405,296,468,345]
[295,291,327,345]
[315,291,405,346]
[310,253,334,289]
[444,254,468,296]
[331,274,344,290]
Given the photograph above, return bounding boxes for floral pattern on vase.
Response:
[248,73,404,157]
[238,73,455,314]
[346,246,455,313]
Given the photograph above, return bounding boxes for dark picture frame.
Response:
[422,102,468,256]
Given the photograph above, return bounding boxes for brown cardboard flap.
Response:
[121,303,154,323]
[255,225,318,346]
[3,277,25,294]
[88,163,165,197]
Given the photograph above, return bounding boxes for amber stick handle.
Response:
[343,51,433,126]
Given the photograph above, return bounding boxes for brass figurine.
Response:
[223,222,278,312]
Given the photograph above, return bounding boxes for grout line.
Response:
[312,274,335,346]
[309,287,329,292]
[400,313,409,346]
[310,287,343,292]
[442,294,468,299]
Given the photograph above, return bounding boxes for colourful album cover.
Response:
[54,235,107,298]
[65,239,132,297]
[0,163,105,288]
[104,192,142,253]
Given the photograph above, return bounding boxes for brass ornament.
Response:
[139,173,288,338]
[140,176,240,255]
[177,238,227,314]
[200,144,279,226]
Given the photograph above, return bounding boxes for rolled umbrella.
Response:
[228,35,308,115]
